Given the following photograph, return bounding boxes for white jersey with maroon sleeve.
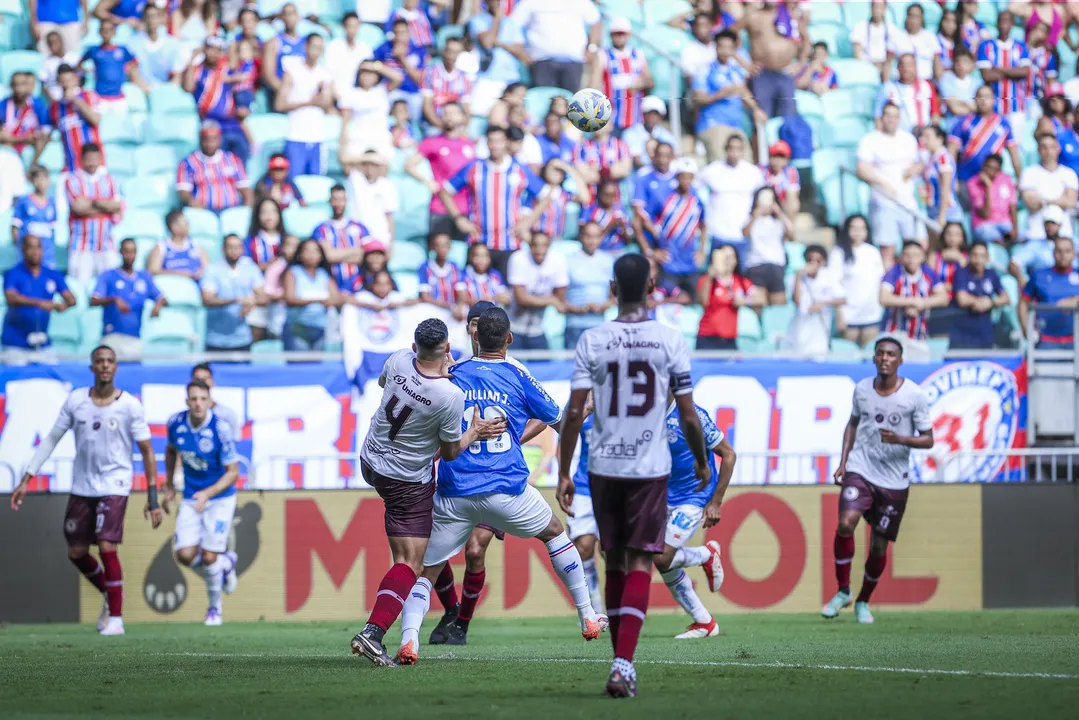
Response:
[570,319,694,480]
[360,349,466,483]
[845,377,932,491]
[56,389,151,498]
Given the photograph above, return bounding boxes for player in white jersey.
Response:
[350,318,507,666]
[825,336,934,624]
[557,253,711,698]
[9,345,163,636]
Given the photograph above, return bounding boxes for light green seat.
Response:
[761,303,795,344]
[927,336,950,361]
[524,87,572,123]
[251,338,286,364]
[37,141,66,173]
[182,207,220,237]
[103,144,137,177]
[436,24,464,50]
[393,272,420,298]
[819,174,870,226]
[193,236,223,264]
[811,147,853,184]
[1001,274,1020,307]
[821,116,871,149]
[737,306,762,339]
[807,4,843,25]
[149,84,197,116]
[765,116,784,146]
[831,59,882,88]
[133,237,156,268]
[794,90,824,119]
[134,144,178,176]
[448,240,468,267]
[829,338,865,358]
[48,306,83,355]
[542,306,566,350]
[153,275,201,307]
[282,206,324,237]
[808,22,852,59]
[551,239,579,260]
[395,213,430,244]
[639,24,691,59]
[989,243,1011,272]
[148,115,199,157]
[220,206,252,238]
[388,241,427,272]
[822,89,864,122]
[143,306,202,355]
[295,175,335,204]
[678,305,703,342]
[245,114,290,147]
[785,241,807,272]
[114,209,167,241]
[123,82,149,113]
[358,24,387,51]
[99,112,142,145]
[122,175,172,211]
[79,307,103,353]
[1,49,42,86]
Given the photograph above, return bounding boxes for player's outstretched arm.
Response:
[12,423,69,511]
[138,439,164,529]
[834,415,859,484]
[556,388,590,515]
[673,393,710,491]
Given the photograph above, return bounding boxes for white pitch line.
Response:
[152,652,1079,680]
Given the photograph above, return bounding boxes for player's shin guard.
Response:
[834,533,856,593]
[583,558,603,613]
[433,564,458,611]
[400,577,432,650]
[71,554,107,592]
[661,569,711,624]
[458,570,485,625]
[545,533,596,620]
[667,546,711,570]
[368,563,417,632]
[613,571,651,662]
[856,552,887,603]
[100,550,123,618]
[604,570,626,652]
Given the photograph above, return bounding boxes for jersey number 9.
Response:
[464,405,511,454]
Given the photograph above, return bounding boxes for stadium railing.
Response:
[7,454,255,494]
[838,165,943,236]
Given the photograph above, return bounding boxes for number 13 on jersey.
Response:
[463,405,511,454]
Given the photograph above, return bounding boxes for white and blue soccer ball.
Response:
[567,88,613,133]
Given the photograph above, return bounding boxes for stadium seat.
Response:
[143,308,201,356]
[147,115,200,157]
[735,336,760,352]
[133,237,157,268]
[807,22,851,59]
[0,49,42,85]
[49,307,83,355]
[448,240,468,268]
[831,59,882,88]
[525,87,573,124]
[99,112,142,145]
[785,241,807,272]
[737,306,762,339]
[639,24,691,60]
[183,207,221,237]
[358,23,387,51]
[467,115,488,137]
[133,144,179,177]
[1001,274,1020,307]
[601,0,643,24]
[794,90,824,120]
[822,89,866,122]
[821,116,871,149]
[563,203,581,239]
[989,243,1011,272]
[0,0,25,17]
[811,148,853,183]
[927,337,950,361]
[282,206,323,237]
[393,272,420,298]
[193,235,223,264]
[122,175,173,211]
[149,84,197,116]
[245,114,290,148]
[436,24,464,50]
[551,239,578,260]
[542,305,566,350]
[388,241,427,272]
[114,209,167,241]
[251,338,286,364]
[220,206,252,238]
[37,141,66,174]
[807,3,843,25]
[761,304,795,345]
[103,144,137,178]
[818,174,870,226]
[829,338,865,358]
[294,175,335,204]
[765,116,784,146]
[123,82,149,113]
[678,305,704,342]
[153,275,202,307]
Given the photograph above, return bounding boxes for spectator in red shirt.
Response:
[695,244,762,350]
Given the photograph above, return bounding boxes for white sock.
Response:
[545,532,595,620]
[204,556,229,612]
[661,568,712,624]
[668,545,711,570]
[400,577,431,649]
[583,558,604,613]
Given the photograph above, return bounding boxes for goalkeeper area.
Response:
[2,611,1076,719]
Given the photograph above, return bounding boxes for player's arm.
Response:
[834,413,859,485]
[192,462,240,512]
[673,392,709,489]
[703,436,736,528]
[556,388,590,515]
[164,443,179,510]
[136,437,163,528]
[882,391,935,450]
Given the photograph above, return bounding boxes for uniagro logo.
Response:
[913,361,1019,483]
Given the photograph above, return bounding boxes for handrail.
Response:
[838,165,943,234]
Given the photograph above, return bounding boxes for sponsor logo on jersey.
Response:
[201,428,214,437]
[595,430,653,458]
[107,417,119,431]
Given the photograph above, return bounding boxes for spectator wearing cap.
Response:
[969,153,1019,245]
[77,18,147,115]
[1019,133,1078,242]
[874,54,939,134]
[951,240,1009,350]
[948,85,1022,186]
[274,34,333,176]
[339,60,402,164]
[0,73,52,165]
[147,209,207,281]
[201,233,267,353]
[1039,82,1073,141]
[372,18,428,123]
[29,0,84,58]
[784,245,846,355]
[126,5,184,88]
[468,0,528,117]
[938,47,978,119]
[1010,204,1068,285]
[255,154,306,209]
[511,0,601,93]
[91,237,168,361]
[358,238,392,292]
[421,36,473,137]
[1020,235,1079,348]
[183,37,250,163]
[692,30,767,164]
[313,183,371,293]
[795,42,839,97]
[50,63,102,173]
[326,12,374,99]
[563,221,615,348]
[879,241,949,344]
[1,235,76,361]
[177,121,253,213]
[639,157,707,297]
[65,143,123,283]
[345,150,398,245]
[621,96,677,170]
[506,231,568,351]
[760,140,800,218]
[261,3,306,105]
[591,17,653,133]
[699,134,763,260]
[406,102,475,241]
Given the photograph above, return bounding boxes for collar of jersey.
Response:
[189,409,214,432]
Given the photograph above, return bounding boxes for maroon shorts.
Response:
[589,474,668,553]
[63,494,128,547]
[361,461,436,538]
[839,472,909,542]
[475,523,505,541]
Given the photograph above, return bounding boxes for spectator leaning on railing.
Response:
[201,234,267,354]
[1019,235,1079,349]
[951,240,1010,350]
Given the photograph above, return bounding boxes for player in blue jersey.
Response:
[566,408,604,613]
[165,380,241,626]
[396,307,606,664]
[657,392,734,638]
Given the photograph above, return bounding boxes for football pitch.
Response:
[2,610,1077,719]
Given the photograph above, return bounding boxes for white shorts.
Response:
[174,494,237,554]
[566,492,599,541]
[67,249,119,285]
[424,485,554,567]
[665,504,705,549]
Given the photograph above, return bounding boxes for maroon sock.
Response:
[856,553,888,604]
[434,564,459,611]
[604,570,626,653]
[99,550,123,617]
[834,533,855,592]
[614,570,651,662]
[366,563,417,632]
[71,554,106,593]
[457,570,486,622]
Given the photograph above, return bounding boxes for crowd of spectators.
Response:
[4,0,1079,361]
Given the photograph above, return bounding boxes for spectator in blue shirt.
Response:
[535,112,576,166]
[93,0,149,27]
[563,220,614,349]
[631,141,676,247]
[1010,205,1066,286]
[11,165,59,269]
[952,241,1009,349]
[1020,235,1079,349]
[691,30,766,164]
[468,0,527,116]
[373,19,429,123]
[29,0,84,58]
[621,95,678,170]
[1,235,75,358]
[126,5,183,87]
[90,237,168,360]
[78,18,149,113]
[201,234,267,353]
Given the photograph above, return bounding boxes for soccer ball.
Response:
[567,88,613,133]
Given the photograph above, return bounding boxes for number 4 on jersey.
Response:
[384,395,413,441]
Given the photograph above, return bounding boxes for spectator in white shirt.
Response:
[126,4,184,87]
[829,214,884,346]
[784,244,846,355]
[356,0,391,25]
[891,3,943,81]
[339,60,402,165]
[850,0,901,79]
[856,102,922,267]
[346,150,399,245]
[506,231,569,351]
[275,34,334,177]
[326,12,373,98]
[1019,133,1079,242]
[698,133,764,260]
[681,13,717,81]
[512,0,601,92]
[742,186,795,307]
[38,31,79,102]
[938,48,979,119]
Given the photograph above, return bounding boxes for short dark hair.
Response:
[716,29,737,44]
[57,63,76,75]
[874,336,904,356]
[969,240,990,254]
[223,233,241,247]
[881,101,900,114]
[985,153,1003,166]
[91,345,116,360]
[392,18,408,29]
[804,244,827,261]
[954,47,974,61]
[330,183,346,194]
[306,32,323,45]
[902,240,925,253]
[414,318,449,358]
[921,124,946,142]
[187,380,211,395]
[613,253,651,304]
[166,209,185,231]
[427,231,451,248]
[192,362,213,378]
[476,308,511,352]
[342,11,359,23]
[444,35,464,49]
[81,143,101,157]
[441,100,462,115]
[813,41,829,52]
[654,141,675,155]
[486,124,508,138]
[119,237,136,250]
[27,163,48,180]
[506,126,525,142]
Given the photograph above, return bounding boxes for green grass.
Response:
[2,611,1078,719]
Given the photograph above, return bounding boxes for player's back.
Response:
[61,388,150,497]
[438,356,562,497]
[846,376,931,490]
[667,402,722,507]
[361,349,465,482]
[167,410,238,499]
[572,318,693,480]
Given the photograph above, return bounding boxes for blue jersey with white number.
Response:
[571,414,593,497]
[439,357,563,497]
[666,402,723,508]
[167,410,238,499]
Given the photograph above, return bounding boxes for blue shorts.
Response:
[283,140,324,176]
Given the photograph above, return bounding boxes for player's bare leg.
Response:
[437,527,497,645]
[69,544,110,631]
[654,544,719,639]
[823,508,862,619]
[853,533,889,624]
[535,514,607,640]
[605,548,652,698]
[95,539,125,635]
[572,533,604,614]
[351,535,428,667]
